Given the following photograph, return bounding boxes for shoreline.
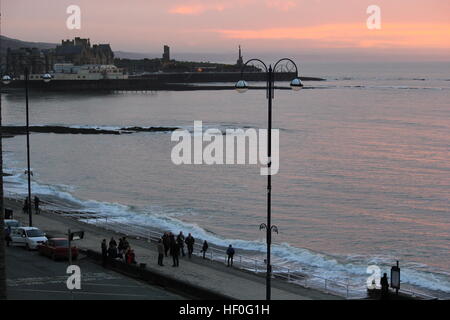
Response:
[2,165,448,299]
[3,196,343,300]
[3,187,447,299]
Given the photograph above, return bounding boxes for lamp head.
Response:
[2,75,12,85]
[290,77,303,91]
[235,80,249,93]
[42,73,52,83]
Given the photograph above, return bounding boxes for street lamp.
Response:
[236,58,302,300]
[42,74,53,83]
[235,80,249,93]
[2,69,52,226]
[1,75,11,85]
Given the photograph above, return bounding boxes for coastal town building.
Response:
[55,38,114,65]
[16,63,127,81]
[4,37,115,77]
[5,47,54,76]
[236,45,244,67]
[162,45,170,62]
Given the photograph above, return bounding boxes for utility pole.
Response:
[0,11,8,301]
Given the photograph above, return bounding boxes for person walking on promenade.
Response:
[226,245,235,267]
[170,239,180,267]
[101,239,108,267]
[169,233,176,255]
[109,237,117,248]
[122,237,129,249]
[34,196,40,214]
[162,232,171,257]
[23,197,29,215]
[5,226,12,247]
[201,240,209,259]
[157,238,165,266]
[185,233,195,258]
[120,237,129,260]
[177,232,185,257]
[380,273,389,300]
[118,237,125,260]
[107,241,118,266]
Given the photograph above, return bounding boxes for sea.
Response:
[2,61,449,297]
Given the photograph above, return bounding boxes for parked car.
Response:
[38,238,79,261]
[4,219,21,231]
[10,227,48,250]
[4,219,20,243]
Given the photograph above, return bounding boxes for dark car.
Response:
[37,238,79,261]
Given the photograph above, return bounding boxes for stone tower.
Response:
[236,45,243,67]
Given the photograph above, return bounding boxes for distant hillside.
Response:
[0,35,56,55]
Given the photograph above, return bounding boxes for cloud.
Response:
[214,23,450,48]
[168,0,297,16]
[168,2,229,15]
[265,0,297,11]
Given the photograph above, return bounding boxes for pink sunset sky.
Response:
[2,0,450,60]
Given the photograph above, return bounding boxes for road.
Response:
[6,245,185,300]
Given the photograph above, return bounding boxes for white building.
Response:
[21,64,128,80]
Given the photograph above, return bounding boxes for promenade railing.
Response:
[9,197,443,300]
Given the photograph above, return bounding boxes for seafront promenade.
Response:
[4,198,341,300]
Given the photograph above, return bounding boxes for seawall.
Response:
[0,72,324,92]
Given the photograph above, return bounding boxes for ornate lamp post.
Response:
[2,71,52,226]
[236,58,303,300]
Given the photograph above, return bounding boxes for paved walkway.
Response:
[5,199,342,300]
[6,245,185,300]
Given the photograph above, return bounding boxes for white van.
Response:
[11,227,48,250]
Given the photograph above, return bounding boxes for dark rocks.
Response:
[1,125,180,136]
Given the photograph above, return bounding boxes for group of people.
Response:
[157,231,202,267]
[22,196,40,215]
[157,231,235,268]
[101,237,136,267]
[100,231,237,270]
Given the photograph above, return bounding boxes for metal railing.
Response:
[6,197,444,299]
[76,215,361,298]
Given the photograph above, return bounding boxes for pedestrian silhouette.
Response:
[101,239,108,267]
[162,232,170,257]
[109,237,117,248]
[34,196,40,214]
[23,197,30,214]
[185,233,195,258]
[380,273,389,300]
[177,232,185,257]
[226,245,235,267]
[170,239,180,267]
[202,240,209,259]
[157,238,165,266]
[5,226,12,247]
